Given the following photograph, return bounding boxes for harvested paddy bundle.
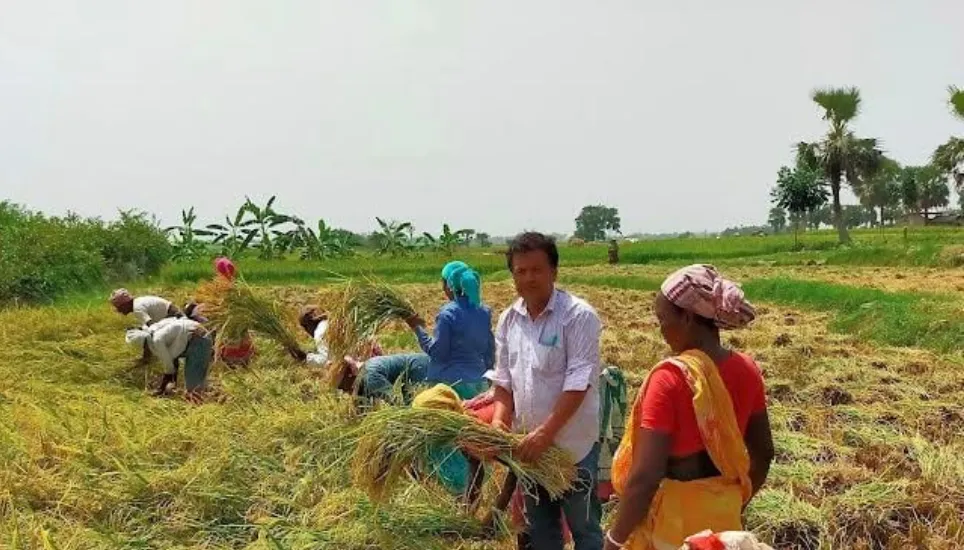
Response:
[195,276,301,352]
[349,407,576,502]
[324,280,417,388]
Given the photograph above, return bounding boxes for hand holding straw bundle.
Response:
[348,406,577,503]
[324,280,417,388]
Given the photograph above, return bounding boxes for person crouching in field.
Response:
[603,265,775,550]
[125,317,214,402]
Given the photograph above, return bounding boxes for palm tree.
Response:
[932,86,964,192]
[797,87,882,244]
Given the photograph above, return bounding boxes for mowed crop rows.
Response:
[2,275,963,549]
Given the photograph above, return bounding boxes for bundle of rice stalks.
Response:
[195,276,301,351]
[324,280,417,388]
[347,407,576,503]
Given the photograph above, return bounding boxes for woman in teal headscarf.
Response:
[404,260,494,399]
[399,260,495,499]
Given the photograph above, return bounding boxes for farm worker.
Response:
[310,260,495,403]
[110,289,180,327]
[402,260,495,399]
[411,384,487,504]
[469,364,627,549]
[125,317,214,400]
[111,289,182,366]
[287,305,385,391]
[603,265,775,550]
[488,232,605,550]
[205,257,256,367]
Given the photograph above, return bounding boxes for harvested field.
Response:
[1,280,963,548]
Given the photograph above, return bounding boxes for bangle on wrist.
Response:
[606,530,626,548]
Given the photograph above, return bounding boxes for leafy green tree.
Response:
[475,232,492,248]
[771,165,828,246]
[767,207,787,233]
[573,205,621,241]
[902,165,949,219]
[797,87,882,244]
[854,157,902,226]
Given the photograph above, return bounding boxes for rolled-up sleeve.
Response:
[485,311,513,392]
[562,308,602,392]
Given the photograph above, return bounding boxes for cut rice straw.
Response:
[195,276,301,352]
[347,407,577,502]
[324,279,417,389]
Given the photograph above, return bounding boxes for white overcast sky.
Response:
[2,1,962,235]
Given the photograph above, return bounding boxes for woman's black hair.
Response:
[505,232,560,271]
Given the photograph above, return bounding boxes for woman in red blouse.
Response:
[604,265,775,550]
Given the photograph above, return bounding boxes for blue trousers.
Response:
[361,353,430,401]
[525,443,603,550]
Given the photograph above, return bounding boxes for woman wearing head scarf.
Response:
[125,317,214,401]
[604,265,775,550]
[186,257,255,367]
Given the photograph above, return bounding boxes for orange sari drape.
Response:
[611,350,753,550]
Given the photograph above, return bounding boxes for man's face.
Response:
[510,250,556,304]
[114,299,134,315]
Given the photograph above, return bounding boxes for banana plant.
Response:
[242,196,292,260]
[165,207,209,261]
[372,217,414,257]
[422,223,475,256]
[298,218,354,260]
[205,205,258,258]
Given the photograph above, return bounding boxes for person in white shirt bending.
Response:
[111,288,182,366]
[110,288,180,327]
[489,231,604,550]
[125,317,213,400]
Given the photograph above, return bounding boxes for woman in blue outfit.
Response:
[352,260,495,402]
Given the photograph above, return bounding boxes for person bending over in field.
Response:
[110,288,180,327]
[111,288,182,366]
[125,317,214,402]
[603,264,775,550]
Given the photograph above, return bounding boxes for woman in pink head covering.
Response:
[604,265,775,550]
[186,257,255,367]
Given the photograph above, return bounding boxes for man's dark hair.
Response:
[505,232,559,271]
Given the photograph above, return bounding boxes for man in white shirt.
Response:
[489,232,603,550]
[126,317,213,398]
[110,289,180,327]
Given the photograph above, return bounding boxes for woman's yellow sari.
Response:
[611,350,752,550]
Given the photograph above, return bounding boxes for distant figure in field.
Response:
[604,264,774,550]
[125,317,214,401]
[286,305,384,392]
[608,240,619,265]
